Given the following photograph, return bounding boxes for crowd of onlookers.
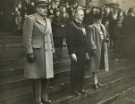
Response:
[14,0,135,58]
[0,0,135,61]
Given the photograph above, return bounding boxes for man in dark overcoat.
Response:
[66,6,87,96]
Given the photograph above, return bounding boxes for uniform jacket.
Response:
[23,13,54,79]
[23,13,54,54]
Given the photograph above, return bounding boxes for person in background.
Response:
[112,10,125,61]
[122,8,135,59]
[66,6,87,96]
[65,1,72,18]
[108,6,120,50]
[27,0,36,15]
[48,0,58,19]
[14,4,23,32]
[23,0,54,104]
[52,3,69,59]
[86,7,109,89]
[122,8,135,38]
[102,5,111,32]
[84,6,93,26]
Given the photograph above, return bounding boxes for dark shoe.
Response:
[97,82,104,87]
[80,89,87,94]
[72,91,81,96]
[93,84,99,89]
[93,82,104,89]
[42,99,52,104]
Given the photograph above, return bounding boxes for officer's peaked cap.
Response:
[36,0,49,7]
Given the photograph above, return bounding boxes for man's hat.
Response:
[36,0,49,7]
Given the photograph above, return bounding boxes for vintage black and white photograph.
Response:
[0,0,135,104]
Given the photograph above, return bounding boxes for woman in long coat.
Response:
[86,7,109,89]
[23,0,54,104]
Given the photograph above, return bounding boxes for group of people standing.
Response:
[66,6,109,94]
[22,0,135,104]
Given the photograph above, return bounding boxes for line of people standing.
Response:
[22,0,111,104]
[66,6,109,95]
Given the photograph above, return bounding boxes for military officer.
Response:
[23,0,54,104]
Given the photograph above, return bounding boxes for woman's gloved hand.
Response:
[71,53,77,62]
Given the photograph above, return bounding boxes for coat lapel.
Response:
[34,14,46,33]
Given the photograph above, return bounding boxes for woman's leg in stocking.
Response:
[92,72,99,89]
[41,79,51,103]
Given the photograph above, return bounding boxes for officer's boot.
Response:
[33,79,43,104]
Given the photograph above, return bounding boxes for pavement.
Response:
[48,56,135,104]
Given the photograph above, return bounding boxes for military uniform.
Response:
[23,0,54,104]
[23,13,54,79]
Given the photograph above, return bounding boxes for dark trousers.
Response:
[54,36,63,48]
[70,52,86,92]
